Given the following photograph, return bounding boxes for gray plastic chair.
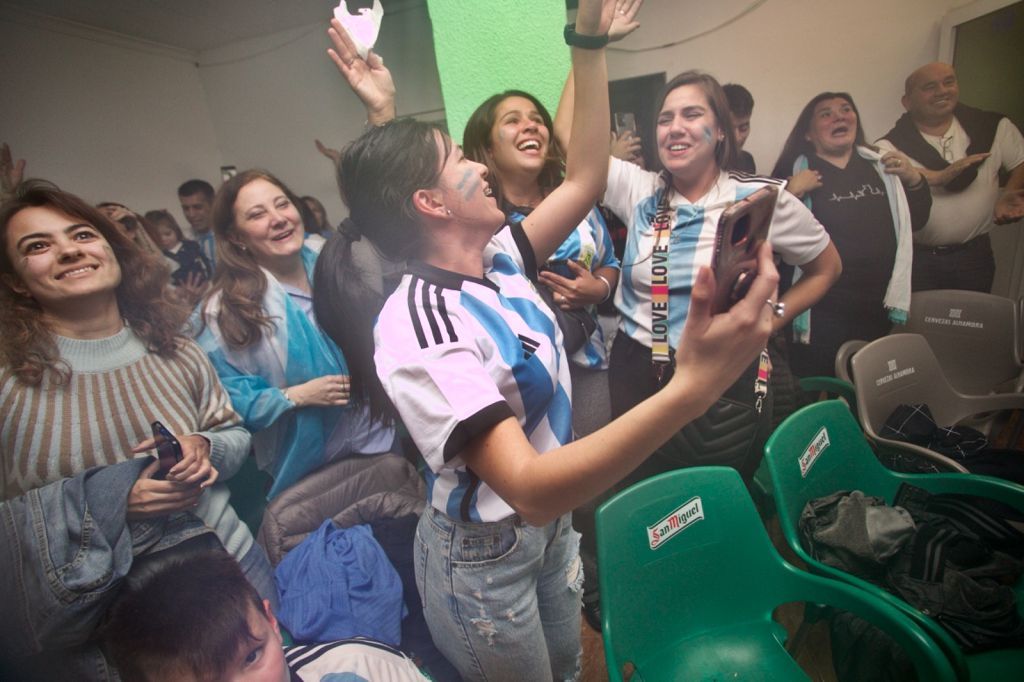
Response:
[834,339,867,384]
[902,289,1024,394]
[851,333,1024,472]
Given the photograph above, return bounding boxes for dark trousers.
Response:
[912,233,995,293]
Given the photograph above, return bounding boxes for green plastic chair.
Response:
[764,400,1024,681]
[752,375,857,515]
[595,466,956,681]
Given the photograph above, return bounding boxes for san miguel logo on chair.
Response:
[647,496,704,550]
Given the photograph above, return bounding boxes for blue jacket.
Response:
[0,458,214,678]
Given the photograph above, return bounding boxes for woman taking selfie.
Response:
[317,3,778,679]
[556,64,841,482]
[772,91,930,377]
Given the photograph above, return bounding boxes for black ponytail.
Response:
[312,119,450,425]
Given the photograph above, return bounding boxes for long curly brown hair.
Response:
[201,169,307,349]
[0,180,188,385]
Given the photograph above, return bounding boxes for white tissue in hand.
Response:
[334,0,383,60]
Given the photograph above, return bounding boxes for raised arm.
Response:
[464,244,778,526]
[327,19,396,126]
[553,0,642,153]
[1,143,26,204]
[518,0,615,263]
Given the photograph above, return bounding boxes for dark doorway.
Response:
[609,72,667,171]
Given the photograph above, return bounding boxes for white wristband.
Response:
[596,274,612,303]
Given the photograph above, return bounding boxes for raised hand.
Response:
[920,152,989,187]
[608,0,643,42]
[1,143,26,200]
[327,18,396,125]
[315,139,342,166]
[611,130,642,161]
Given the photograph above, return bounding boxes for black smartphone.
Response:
[543,259,577,280]
[151,420,183,480]
[710,185,777,314]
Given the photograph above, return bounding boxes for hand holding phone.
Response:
[151,420,184,481]
[710,186,777,315]
[542,259,578,280]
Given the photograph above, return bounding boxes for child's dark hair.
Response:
[312,119,448,425]
[722,83,755,119]
[100,550,265,682]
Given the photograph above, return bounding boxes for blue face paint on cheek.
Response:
[703,126,713,145]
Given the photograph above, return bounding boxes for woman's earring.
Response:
[445,208,452,216]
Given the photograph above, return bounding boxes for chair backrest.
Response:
[834,339,867,384]
[762,401,971,680]
[903,289,1022,393]
[764,401,903,538]
[595,467,787,674]
[850,333,966,441]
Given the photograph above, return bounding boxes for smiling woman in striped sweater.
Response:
[0,180,275,603]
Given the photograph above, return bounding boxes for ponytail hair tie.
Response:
[338,217,362,243]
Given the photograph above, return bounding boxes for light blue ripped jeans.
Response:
[415,506,583,682]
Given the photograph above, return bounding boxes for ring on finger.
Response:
[765,299,786,318]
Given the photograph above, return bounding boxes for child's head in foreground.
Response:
[101,549,288,682]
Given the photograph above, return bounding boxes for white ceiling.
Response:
[1,0,402,53]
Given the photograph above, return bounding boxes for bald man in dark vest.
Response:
[877,62,1024,292]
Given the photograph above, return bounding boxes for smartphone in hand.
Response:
[151,420,183,480]
[711,185,777,314]
[543,259,578,280]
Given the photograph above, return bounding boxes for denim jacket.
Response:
[0,457,215,677]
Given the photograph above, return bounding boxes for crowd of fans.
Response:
[2,0,1023,679]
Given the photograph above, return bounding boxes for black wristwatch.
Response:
[563,23,609,49]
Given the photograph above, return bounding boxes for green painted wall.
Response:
[425,0,570,144]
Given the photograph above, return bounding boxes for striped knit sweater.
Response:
[0,326,254,558]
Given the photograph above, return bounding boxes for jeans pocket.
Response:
[452,523,521,566]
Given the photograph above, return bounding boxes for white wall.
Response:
[0,7,224,220]
[607,0,966,174]
[1,0,973,223]
[195,1,443,224]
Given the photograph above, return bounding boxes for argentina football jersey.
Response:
[374,222,573,522]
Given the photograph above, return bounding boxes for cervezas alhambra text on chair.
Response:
[851,333,1024,471]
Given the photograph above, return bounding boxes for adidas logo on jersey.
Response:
[519,334,540,359]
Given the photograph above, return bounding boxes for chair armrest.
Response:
[893,471,1024,510]
[953,392,1024,422]
[869,438,971,473]
[798,376,856,404]
[779,563,962,681]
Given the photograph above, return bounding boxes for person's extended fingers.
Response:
[565,260,588,275]
[739,242,781,317]
[685,265,715,328]
[328,19,360,62]
[131,436,156,454]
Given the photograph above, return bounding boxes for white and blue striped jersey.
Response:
[510,206,621,370]
[374,222,573,523]
[605,158,831,350]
